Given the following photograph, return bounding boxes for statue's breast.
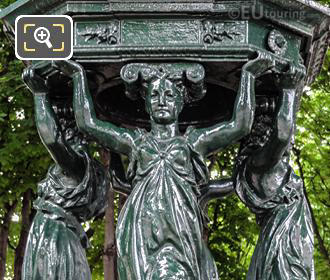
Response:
[136,136,193,175]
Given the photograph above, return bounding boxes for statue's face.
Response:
[146,78,183,124]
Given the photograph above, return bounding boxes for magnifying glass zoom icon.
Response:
[34,27,53,49]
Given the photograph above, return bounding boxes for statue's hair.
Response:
[237,97,276,159]
[120,63,206,103]
[240,114,273,153]
[235,96,295,172]
[142,71,189,102]
[52,102,87,146]
[233,112,273,173]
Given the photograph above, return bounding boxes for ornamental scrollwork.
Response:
[203,20,244,44]
[267,29,288,56]
[78,21,119,45]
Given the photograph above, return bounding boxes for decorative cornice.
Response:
[77,21,119,45]
[267,30,288,56]
[202,20,245,45]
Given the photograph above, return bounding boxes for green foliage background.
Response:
[0,0,329,279]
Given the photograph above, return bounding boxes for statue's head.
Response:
[238,98,276,156]
[52,102,88,151]
[236,97,293,165]
[144,76,184,124]
[121,63,206,124]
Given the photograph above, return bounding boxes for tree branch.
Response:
[7,237,16,251]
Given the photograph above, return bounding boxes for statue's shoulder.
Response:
[183,125,198,142]
[185,125,196,136]
[130,127,149,148]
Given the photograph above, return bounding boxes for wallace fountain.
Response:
[1,0,329,279]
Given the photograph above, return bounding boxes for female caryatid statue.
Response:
[21,62,109,280]
[53,53,272,280]
[235,65,314,280]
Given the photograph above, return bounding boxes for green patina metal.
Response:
[1,0,329,129]
[21,61,110,280]
[1,0,329,279]
[47,55,266,279]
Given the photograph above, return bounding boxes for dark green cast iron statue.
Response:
[46,54,272,280]
[21,62,109,280]
[1,0,327,279]
[20,54,315,280]
[235,65,314,280]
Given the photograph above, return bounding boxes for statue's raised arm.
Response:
[22,62,85,181]
[53,60,136,156]
[21,61,109,280]
[188,52,274,156]
[234,64,314,280]
[248,65,306,171]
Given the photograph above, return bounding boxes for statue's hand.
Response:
[22,62,51,94]
[52,60,83,78]
[243,51,275,77]
[275,64,306,89]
